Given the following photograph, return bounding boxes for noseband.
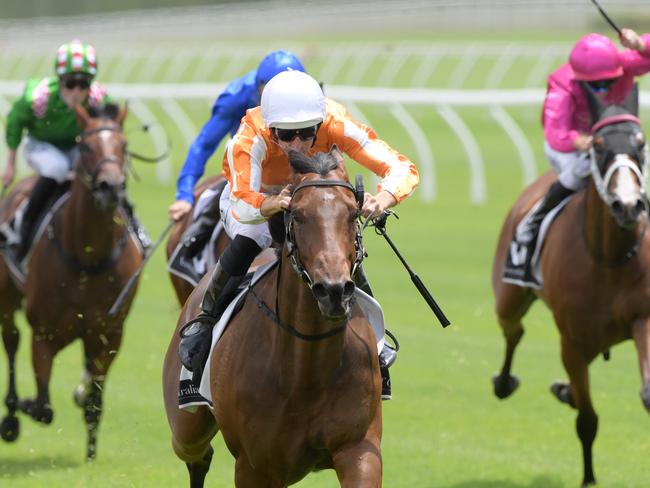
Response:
[284,179,365,287]
[76,126,126,192]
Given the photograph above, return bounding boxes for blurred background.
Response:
[1,1,650,487]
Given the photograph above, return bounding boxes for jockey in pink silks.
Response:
[504,28,650,287]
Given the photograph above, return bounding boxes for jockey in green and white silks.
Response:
[2,40,149,260]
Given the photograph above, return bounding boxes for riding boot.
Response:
[122,198,152,252]
[180,194,221,259]
[516,181,574,275]
[178,235,262,386]
[354,266,398,400]
[15,176,58,262]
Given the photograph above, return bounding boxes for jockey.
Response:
[505,28,650,287]
[179,70,419,400]
[168,50,306,257]
[2,39,150,261]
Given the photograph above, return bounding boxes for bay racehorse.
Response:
[492,86,650,485]
[166,175,230,305]
[163,148,383,487]
[0,103,143,459]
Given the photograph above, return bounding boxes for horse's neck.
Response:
[61,180,120,261]
[273,255,347,387]
[584,183,640,263]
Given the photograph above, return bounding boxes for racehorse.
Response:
[163,148,383,487]
[166,175,230,305]
[0,103,143,460]
[492,86,650,486]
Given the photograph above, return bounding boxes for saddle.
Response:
[502,195,572,289]
[168,180,227,286]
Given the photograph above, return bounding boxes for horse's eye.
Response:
[636,132,646,148]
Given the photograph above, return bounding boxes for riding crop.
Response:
[590,0,622,35]
[364,211,450,328]
[108,220,174,317]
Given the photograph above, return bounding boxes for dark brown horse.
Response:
[492,89,650,485]
[166,175,230,304]
[0,103,143,459]
[163,149,382,487]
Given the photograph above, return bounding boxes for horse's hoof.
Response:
[492,373,519,399]
[550,381,576,409]
[73,384,89,408]
[0,415,19,442]
[18,399,54,424]
[640,384,650,413]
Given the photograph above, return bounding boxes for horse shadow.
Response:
[0,455,80,477]
[441,477,564,488]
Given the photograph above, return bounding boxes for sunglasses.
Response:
[62,77,91,90]
[587,79,616,93]
[273,125,319,142]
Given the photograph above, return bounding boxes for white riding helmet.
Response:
[261,70,326,129]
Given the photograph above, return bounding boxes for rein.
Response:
[252,178,365,342]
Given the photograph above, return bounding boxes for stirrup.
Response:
[379,329,400,369]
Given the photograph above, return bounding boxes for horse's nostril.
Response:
[635,199,646,214]
[611,200,623,215]
[311,283,327,300]
[99,181,110,192]
[343,280,355,299]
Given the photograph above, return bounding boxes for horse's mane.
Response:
[87,103,120,121]
[288,150,339,176]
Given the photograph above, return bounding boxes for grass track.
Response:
[2,31,650,488]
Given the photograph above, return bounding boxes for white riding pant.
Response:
[24,138,78,183]
[219,182,272,250]
[544,141,590,191]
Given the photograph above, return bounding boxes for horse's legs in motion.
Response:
[0,316,20,441]
[186,445,214,488]
[18,336,55,424]
[332,438,383,488]
[493,286,535,399]
[77,332,122,460]
[234,454,282,488]
[632,317,650,413]
[558,336,598,487]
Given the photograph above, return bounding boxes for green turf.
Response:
[2,32,650,488]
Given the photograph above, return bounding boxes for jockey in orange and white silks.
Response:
[219,81,418,249]
[178,70,418,399]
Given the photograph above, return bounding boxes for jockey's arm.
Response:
[2,149,16,188]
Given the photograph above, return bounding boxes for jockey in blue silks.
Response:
[168,51,306,250]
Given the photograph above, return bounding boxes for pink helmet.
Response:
[569,33,623,81]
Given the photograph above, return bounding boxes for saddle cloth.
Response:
[502,195,572,289]
[167,187,223,287]
[178,261,386,411]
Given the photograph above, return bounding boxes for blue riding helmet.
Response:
[255,50,305,87]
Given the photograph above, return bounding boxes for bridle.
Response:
[75,126,126,193]
[587,114,649,265]
[284,179,365,288]
[247,177,366,342]
[589,114,649,208]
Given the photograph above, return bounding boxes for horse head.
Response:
[584,83,648,228]
[285,147,364,320]
[74,103,128,211]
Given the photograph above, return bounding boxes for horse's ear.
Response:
[581,82,605,124]
[622,83,639,116]
[116,102,128,126]
[329,144,344,164]
[74,104,91,129]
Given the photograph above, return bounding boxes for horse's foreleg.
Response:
[632,317,650,413]
[81,333,121,461]
[332,440,382,488]
[18,336,54,425]
[492,286,535,399]
[0,318,20,441]
[560,336,598,487]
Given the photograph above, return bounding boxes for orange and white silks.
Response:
[222,98,419,224]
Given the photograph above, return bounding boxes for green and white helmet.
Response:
[55,40,98,78]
